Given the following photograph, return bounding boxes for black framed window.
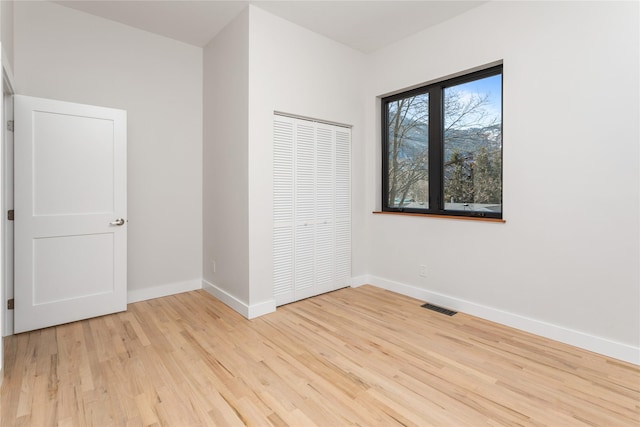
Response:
[382,65,503,219]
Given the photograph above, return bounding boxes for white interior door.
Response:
[14,95,127,333]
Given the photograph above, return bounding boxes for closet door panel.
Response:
[294,121,316,298]
[315,124,335,292]
[273,117,295,304]
[335,127,351,285]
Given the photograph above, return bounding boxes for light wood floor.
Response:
[1,285,639,426]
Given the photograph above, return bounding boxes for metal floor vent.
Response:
[421,302,457,316]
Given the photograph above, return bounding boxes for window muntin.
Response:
[382,66,503,219]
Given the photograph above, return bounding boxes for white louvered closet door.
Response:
[273,118,295,303]
[334,127,351,286]
[314,124,335,295]
[294,121,316,299]
[273,114,351,306]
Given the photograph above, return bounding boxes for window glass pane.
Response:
[386,93,429,209]
[443,74,502,213]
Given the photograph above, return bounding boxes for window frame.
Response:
[381,65,503,219]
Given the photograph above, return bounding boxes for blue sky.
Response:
[446,74,502,126]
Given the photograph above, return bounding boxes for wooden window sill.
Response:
[372,211,506,223]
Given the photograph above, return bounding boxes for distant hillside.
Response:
[393,123,502,161]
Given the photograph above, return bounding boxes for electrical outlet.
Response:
[212,260,216,273]
[419,264,427,278]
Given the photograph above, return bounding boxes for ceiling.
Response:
[53,1,486,53]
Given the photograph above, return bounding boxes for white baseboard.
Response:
[202,279,275,319]
[351,274,640,365]
[127,279,202,304]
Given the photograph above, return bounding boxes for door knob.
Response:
[109,218,125,226]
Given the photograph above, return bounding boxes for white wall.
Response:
[1,0,13,74]
[247,6,366,308]
[14,1,203,301]
[361,1,639,361]
[202,9,250,304]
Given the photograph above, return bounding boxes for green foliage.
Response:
[445,150,473,203]
[444,147,501,205]
[473,147,502,204]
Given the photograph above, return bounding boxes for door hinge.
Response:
[7,209,13,220]
[7,298,14,310]
[7,120,13,132]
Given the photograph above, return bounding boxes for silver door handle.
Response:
[109,218,125,226]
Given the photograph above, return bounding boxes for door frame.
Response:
[0,46,15,385]
[2,61,14,338]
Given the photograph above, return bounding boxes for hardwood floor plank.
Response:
[2,285,639,426]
